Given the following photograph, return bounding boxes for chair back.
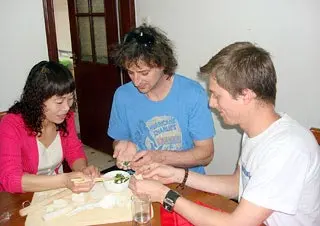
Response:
[0,112,6,121]
[310,127,320,145]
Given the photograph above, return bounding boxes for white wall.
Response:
[135,0,320,174]
[0,0,48,111]
[53,0,72,52]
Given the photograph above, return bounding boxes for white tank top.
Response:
[37,133,63,175]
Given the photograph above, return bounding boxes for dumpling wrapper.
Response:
[133,174,143,180]
[72,193,85,203]
[43,206,73,221]
[52,199,68,208]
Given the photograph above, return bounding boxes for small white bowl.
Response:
[102,170,130,192]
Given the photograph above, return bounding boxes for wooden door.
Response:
[67,0,134,155]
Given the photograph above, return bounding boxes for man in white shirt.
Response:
[129,42,320,226]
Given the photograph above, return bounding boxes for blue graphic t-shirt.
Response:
[108,74,215,174]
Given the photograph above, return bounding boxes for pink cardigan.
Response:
[0,112,87,193]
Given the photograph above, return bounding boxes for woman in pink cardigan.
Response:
[0,61,99,193]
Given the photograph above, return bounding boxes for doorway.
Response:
[42,0,135,156]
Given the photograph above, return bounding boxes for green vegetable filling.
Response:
[114,173,129,184]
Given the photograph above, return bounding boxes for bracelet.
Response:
[176,168,189,190]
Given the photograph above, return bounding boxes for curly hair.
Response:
[111,23,178,76]
[8,61,76,136]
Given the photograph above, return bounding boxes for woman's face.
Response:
[43,93,74,124]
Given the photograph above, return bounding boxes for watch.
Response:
[163,190,180,212]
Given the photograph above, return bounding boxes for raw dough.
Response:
[25,183,141,226]
[71,193,85,203]
[52,199,68,208]
[134,174,143,180]
[43,206,74,221]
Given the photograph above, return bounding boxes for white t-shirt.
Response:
[37,134,63,175]
[239,113,320,226]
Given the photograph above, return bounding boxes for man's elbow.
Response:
[202,146,214,166]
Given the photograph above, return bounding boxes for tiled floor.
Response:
[83,145,116,172]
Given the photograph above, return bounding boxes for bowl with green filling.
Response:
[102,170,130,192]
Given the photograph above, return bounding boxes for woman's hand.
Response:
[64,171,95,193]
[129,176,170,203]
[81,165,100,178]
[135,163,184,185]
[113,140,137,170]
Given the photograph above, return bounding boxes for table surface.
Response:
[0,184,240,226]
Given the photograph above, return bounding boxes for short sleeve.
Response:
[242,137,309,214]
[188,86,215,140]
[107,89,130,140]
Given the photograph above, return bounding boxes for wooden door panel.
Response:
[75,63,120,152]
[43,0,135,155]
[67,0,134,155]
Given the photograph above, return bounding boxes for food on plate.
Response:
[103,170,130,192]
[114,173,130,184]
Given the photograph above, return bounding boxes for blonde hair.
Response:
[200,42,277,105]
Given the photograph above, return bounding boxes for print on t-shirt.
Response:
[134,116,182,151]
[241,164,251,191]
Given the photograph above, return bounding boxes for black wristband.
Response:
[176,168,189,190]
[163,189,180,212]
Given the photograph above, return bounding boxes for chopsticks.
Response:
[71,177,113,183]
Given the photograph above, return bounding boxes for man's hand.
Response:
[130,150,165,170]
[129,176,170,203]
[136,163,184,185]
[113,140,137,170]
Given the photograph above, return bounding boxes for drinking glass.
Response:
[131,194,151,226]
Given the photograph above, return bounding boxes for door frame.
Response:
[42,0,136,62]
[42,0,135,156]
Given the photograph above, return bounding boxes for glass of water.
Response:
[131,194,151,226]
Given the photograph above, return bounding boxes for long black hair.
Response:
[9,61,76,136]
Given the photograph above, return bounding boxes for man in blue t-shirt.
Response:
[108,24,215,174]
